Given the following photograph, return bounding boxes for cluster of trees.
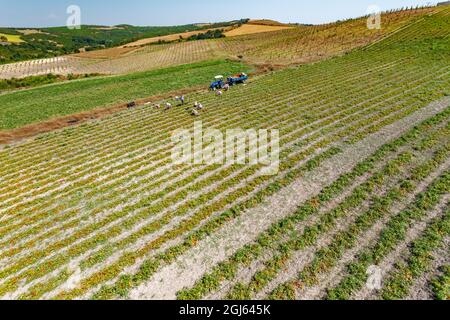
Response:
[187,29,225,41]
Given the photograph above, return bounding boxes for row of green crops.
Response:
[178,111,450,300]
[0,59,251,130]
[268,147,449,299]
[0,8,448,300]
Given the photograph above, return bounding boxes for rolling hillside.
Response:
[0,7,439,79]
[0,5,448,301]
[0,21,244,64]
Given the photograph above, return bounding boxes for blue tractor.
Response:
[227,73,249,86]
[209,73,249,90]
[210,75,225,90]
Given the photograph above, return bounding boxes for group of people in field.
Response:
[150,95,202,116]
[149,87,229,117]
[213,82,230,97]
[130,74,241,117]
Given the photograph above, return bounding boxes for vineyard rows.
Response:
[0,6,448,300]
[0,57,91,79]
[0,7,441,79]
[179,112,449,300]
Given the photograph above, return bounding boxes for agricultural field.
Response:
[218,6,440,65]
[0,34,228,79]
[0,22,242,64]
[120,27,234,48]
[0,59,250,132]
[0,7,439,80]
[0,57,89,80]
[223,24,293,37]
[0,33,24,43]
[0,4,448,302]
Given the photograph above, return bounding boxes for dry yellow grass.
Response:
[224,24,293,37]
[72,46,139,59]
[121,27,233,48]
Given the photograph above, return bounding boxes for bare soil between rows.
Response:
[127,97,450,300]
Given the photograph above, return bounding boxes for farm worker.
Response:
[194,101,199,108]
[165,102,172,110]
[197,103,203,110]
[154,104,161,109]
[191,109,199,116]
[216,90,223,97]
[223,83,230,91]
[180,95,186,105]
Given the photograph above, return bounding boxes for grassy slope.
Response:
[0,74,100,93]
[0,59,251,130]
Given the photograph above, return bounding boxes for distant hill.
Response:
[0,21,243,64]
[1,6,443,80]
[248,19,288,26]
